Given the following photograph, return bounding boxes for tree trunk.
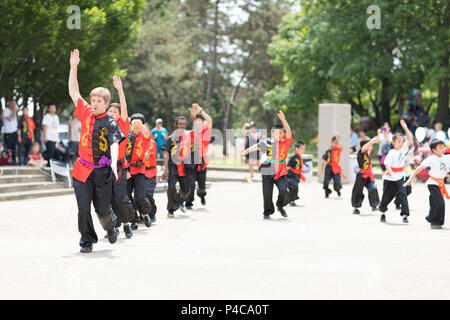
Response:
[205,0,219,108]
[436,56,449,124]
[380,77,391,125]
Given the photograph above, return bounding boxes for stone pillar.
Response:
[318,104,351,183]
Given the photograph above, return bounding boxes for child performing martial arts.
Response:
[404,139,450,229]
[350,136,380,214]
[126,113,153,228]
[185,103,213,209]
[106,76,135,239]
[143,122,158,223]
[162,114,191,218]
[242,110,293,219]
[287,141,306,207]
[378,119,414,223]
[319,133,346,198]
[68,49,125,253]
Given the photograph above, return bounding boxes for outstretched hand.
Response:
[278,110,286,122]
[400,119,407,129]
[113,76,122,90]
[70,49,80,67]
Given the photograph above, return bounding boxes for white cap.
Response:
[156,118,163,124]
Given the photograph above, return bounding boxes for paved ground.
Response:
[1,179,449,299]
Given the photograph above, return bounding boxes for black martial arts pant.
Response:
[394,177,412,208]
[127,173,152,222]
[351,173,380,208]
[262,174,289,216]
[44,140,56,162]
[379,179,410,216]
[428,185,445,226]
[112,169,134,224]
[4,132,18,165]
[186,166,207,206]
[167,164,191,213]
[18,139,32,166]
[323,164,342,194]
[287,171,300,202]
[73,168,117,247]
[145,176,157,219]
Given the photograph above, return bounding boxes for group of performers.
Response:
[68,49,449,254]
[69,49,213,253]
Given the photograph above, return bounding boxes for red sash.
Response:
[329,147,347,180]
[288,155,306,181]
[430,176,450,200]
[386,167,404,177]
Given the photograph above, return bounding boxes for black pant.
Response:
[323,164,342,193]
[186,167,207,206]
[394,177,412,207]
[19,139,32,166]
[127,173,152,222]
[262,174,289,216]
[4,132,18,165]
[44,140,57,162]
[428,185,445,226]
[287,172,300,202]
[167,163,191,213]
[379,179,410,216]
[73,168,117,247]
[145,176,157,219]
[351,173,380,208]
[112,169,134,224]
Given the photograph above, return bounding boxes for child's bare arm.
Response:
[278,110,292,139]
[361,136,379,154]
[403,165,425,187]
[68,49,81,105]
[242,144,259,156]
[113,76,128,121]
[400,119,414,147]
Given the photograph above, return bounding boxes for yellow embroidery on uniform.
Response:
[267,146,272,158]
[171,141,177,156]
[327,152,331,163]
[333,152,339,163]
[295,159,301,170]
[126,139,132,156]
[22,121,28,133]
[99,127,109,152]
[81,118,90,147]
[363,154,370,170]
[135,139,143,157]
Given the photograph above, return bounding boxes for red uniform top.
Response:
[190,128,212,171]
[72,97,125,183]
[29,153,42,161]
[118,117,130,169]
[20,116,35,140]
[126,131,151,175]
[144,139,157,179]
[259,136,293,180]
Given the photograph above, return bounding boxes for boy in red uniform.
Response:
[319,133,345,198]
[107,76,135,239]
[242,110,293,219]
[186,104,213,209]
[350,136,380,214]
[126,113,153,228]
[287,141,306,207]
[143,123,158,223]
[68,49,125,253]
[18,106,35,166]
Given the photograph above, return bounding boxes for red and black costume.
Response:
[258,136,293,216]
[125,130,153,222]
[111,117,134,225]
[72,97,125,248]
[287,153,305,202]
[350,150,380,209]
[322,146,345,196]
[144,138,158,219]
[18,115,35,166]
[164,129,192,213]
[186,128,212,207]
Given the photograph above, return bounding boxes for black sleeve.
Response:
[322,150,329,161]
[164,135,173,154]
[287,155,295,168]
[107,118,125,146]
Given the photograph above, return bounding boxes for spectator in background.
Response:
[431,122,448,140]
[350,126,359,153]
[42,104,60,163]
[243,121,261,182]
[28,142,48,167]
[416,109,431,128]
[2,100,19,165]
[358,109,374,132]
[18,106,35,166]
[397,96,406,115]
[355,130,367,152]
[151,118,168,159]
[377,123,392,174]
[68,111,81,165]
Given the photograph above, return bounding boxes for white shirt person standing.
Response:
[42,104,60,162]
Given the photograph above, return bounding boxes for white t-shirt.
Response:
[2,108,18,134]
[42,113,60,142]
[421,155,450,186]
[378,132,393,156]
[69,119,81,142]
[383,143,410,181]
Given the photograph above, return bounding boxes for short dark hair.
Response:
[130,113,145,124]
[175,116,187,126]
[331,136,338,142]
[359,137,371,148]
[272,123,284,131]
[195,114,205,121]
[295,141,305,149]
[430,139,445,153]
[108,103,121,114]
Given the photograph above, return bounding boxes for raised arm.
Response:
[403,164,425,187]
[361,135,379,154]
[278,110,292,140]
[193,103,212,129]
[335,131,343,149]
[68,49,81,105]
[113,76,128,121]
[400,119,414,147]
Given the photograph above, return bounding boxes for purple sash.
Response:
[79,156,112,169]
